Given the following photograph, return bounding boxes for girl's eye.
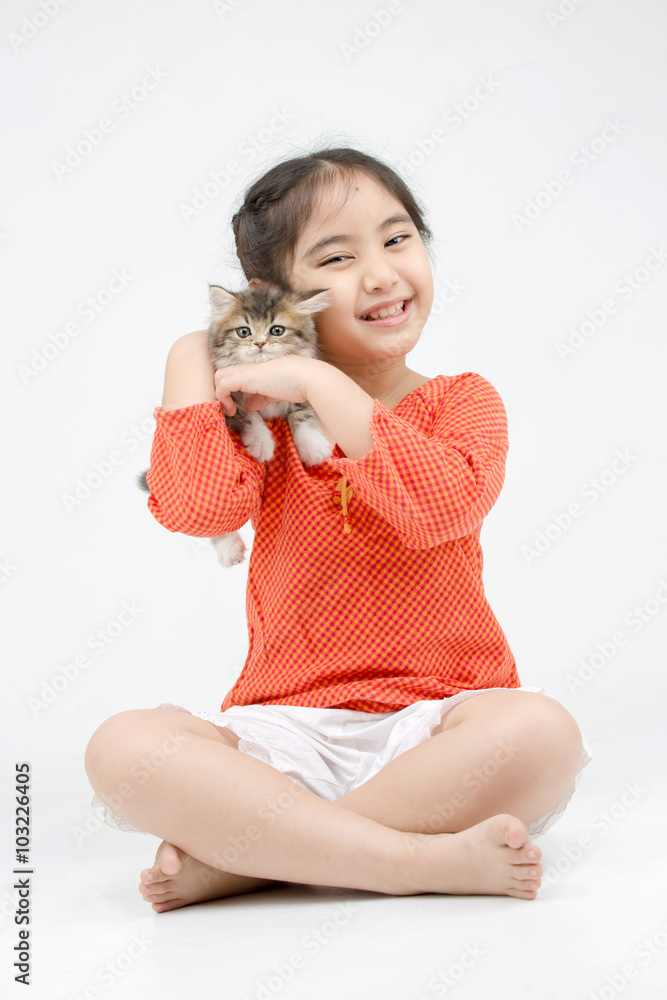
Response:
[235,327,251,338]
[386,234,410,247]
[320,235,411,264]
[321,255,350,266]
[269,325,285,336]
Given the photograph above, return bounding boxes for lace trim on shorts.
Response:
[526,736,594,837]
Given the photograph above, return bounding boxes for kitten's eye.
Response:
[269,325,285,336]
[235,327,251,338]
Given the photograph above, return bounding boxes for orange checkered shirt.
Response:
[146,371,520,712]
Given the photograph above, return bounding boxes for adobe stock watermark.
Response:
[431,276,467,315]
[204,782,309,877]
[417,943,486,999]
[546,0,590,30]
[70,806,118,846]
[404,738,522,848]
[179,108,296,223]
[83,729,191,836]
[239,902,357,1000]
[540,781,647,894]
[188,535,221,559]
[0,557,17,584]
[63,930,153,999]
[396,75,502,176]
[213,0,247,16]
[8,0,74,53]
[0,886,22,930]
[512,116,628,234]
[18,267,135,385]
[521,447,638,566]
[27,601,145,716]
[565,577,667,693]
[555,245,667,361]
[61,414,154,513]
[52,67,168,180]
[339,2,403,63]
[588,917,667,1000]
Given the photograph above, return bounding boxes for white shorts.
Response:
[91,686,593,839]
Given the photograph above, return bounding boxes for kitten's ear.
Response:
[293,288,330,316]
[248,278,282,291]
[209,285,237,315]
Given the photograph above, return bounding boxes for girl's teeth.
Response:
[364,300,405,320]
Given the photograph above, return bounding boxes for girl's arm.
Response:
[214,355,376,461]
[315,371,509,550]
[145,331,267,537]
[304,362,375,461]
[161,329,217,410]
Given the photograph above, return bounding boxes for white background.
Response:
[2,1,667,998]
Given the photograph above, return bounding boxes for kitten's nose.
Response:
[255,342,266,349]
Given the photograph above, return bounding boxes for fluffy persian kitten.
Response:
[140,283,332,567]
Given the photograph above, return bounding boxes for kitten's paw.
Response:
[242,427,275,463]
[299,442,333,466]
[211,533,246,567]
[293,429,334,467]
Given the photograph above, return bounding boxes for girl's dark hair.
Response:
[231,147,432,289]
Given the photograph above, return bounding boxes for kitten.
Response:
[139,283,333,567]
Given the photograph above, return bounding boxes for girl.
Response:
[85,147,592,911]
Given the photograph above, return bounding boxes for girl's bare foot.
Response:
[403,813,543,899]
[138,813,541,911]
[138,841,282,912]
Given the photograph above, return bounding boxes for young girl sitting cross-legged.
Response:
[85,146,593,912]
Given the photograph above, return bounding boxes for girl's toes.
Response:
[155,841,187,876]
[515,865,542,881]
[503,817,530,851]
[151,900,174,913]
[511,875,539,896]
[518,878,539,891]
[144,886,172,900]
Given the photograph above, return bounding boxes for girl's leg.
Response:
[333,690,585,833]
[84,708,543,909]
[139,840,284,907]
[134,725,286,906]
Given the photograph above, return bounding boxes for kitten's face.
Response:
[208,285,329,369]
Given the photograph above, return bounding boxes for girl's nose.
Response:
[362,257,400,294]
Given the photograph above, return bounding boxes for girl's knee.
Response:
[84,709,183,782]
[85,709,146,780]
[513,694,584,778]
[459,691,583,778]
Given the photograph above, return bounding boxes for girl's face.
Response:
[288,173,434,371]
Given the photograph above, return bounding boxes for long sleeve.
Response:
[327,372,509,549]
[145,401,267,536]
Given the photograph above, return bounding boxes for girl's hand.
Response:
[214,355,318,415]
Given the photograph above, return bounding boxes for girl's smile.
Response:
[358,296,413,325]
